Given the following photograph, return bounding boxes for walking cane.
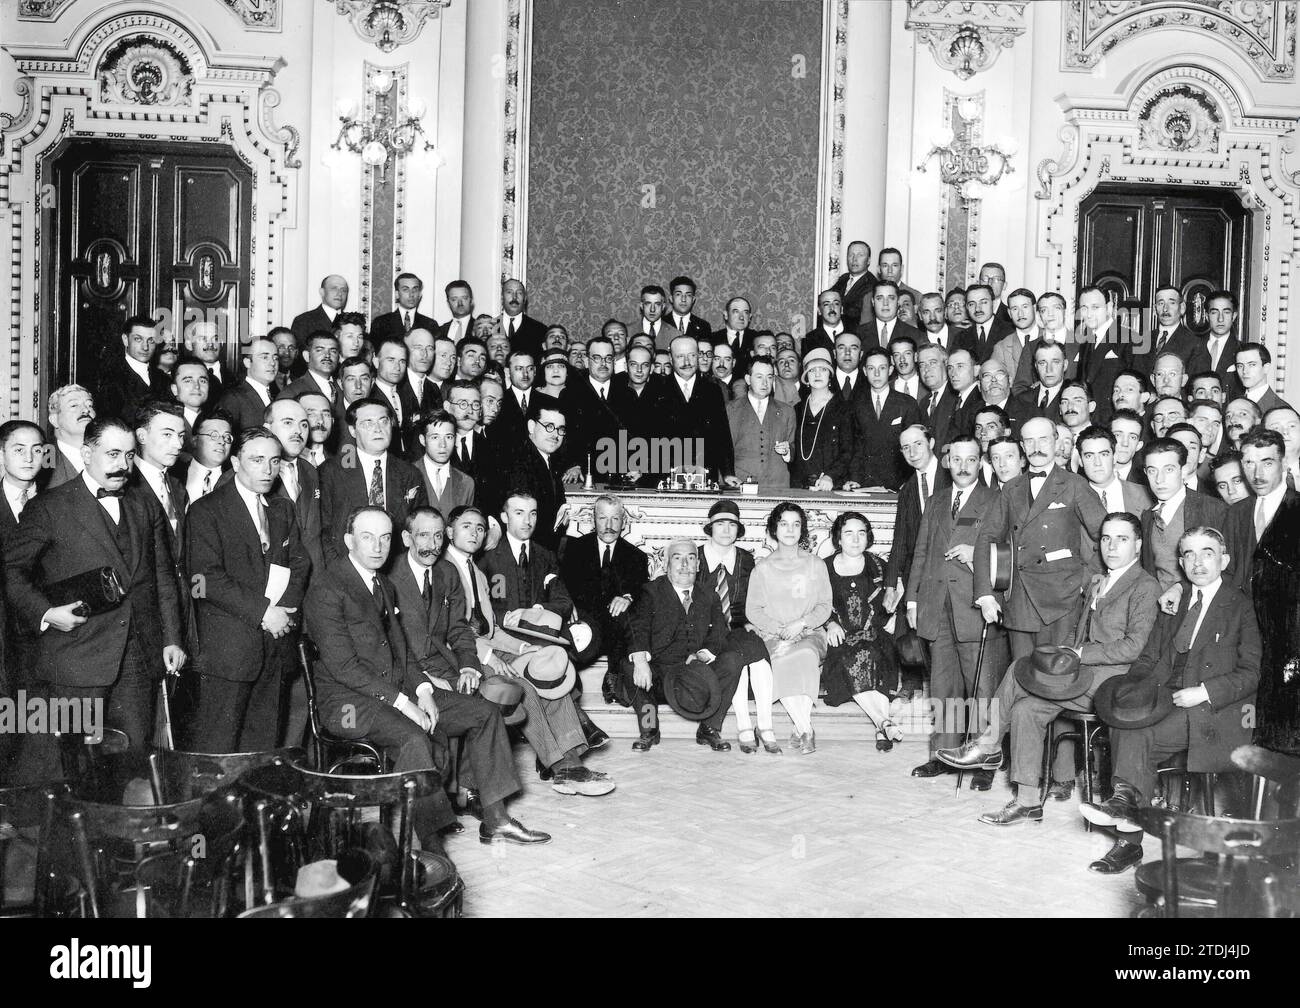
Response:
[154,674,176,750]
[955,543,1012,792]
[954,622,990,793]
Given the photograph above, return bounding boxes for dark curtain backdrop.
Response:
[525,0,822,336]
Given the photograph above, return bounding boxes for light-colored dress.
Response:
[746,550,833,700]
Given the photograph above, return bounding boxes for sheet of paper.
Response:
[265,563,290,606]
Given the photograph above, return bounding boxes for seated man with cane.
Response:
[939,512,1161,825]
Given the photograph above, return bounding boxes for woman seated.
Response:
[821,512,903,751]
[746,502,833,754]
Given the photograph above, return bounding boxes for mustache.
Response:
[417,548,439,558]
[105,469,130,479]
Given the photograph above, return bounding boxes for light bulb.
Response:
[362,141,389,166]
[929,125,954,148]
[996,135,1019,157]
[957,98,981,122]
[336,97,358,120]
[408,97,427,119]
[370,71,394,96]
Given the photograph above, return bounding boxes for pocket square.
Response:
[281,539,289,548]
[404,486,419,502]
[1044,548,1072,562]
[1104,349,1119,360]
[1047,501,1067,510]
[890,416,902,426]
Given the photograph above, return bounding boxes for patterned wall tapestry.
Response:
[526,0,823,334]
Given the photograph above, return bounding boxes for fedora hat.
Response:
[895,630,929,676]
[703,499,745,537]
[663,664,723,723]
[800,347,834,382]
[990,542,1014,593]
[1013,645,1093,701]
[478,674,527,726]
[294,860,350,899]
[1094,672,1175,730]
[517,645,577,701]
[509,608,602,666]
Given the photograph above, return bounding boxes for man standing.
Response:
[724,356,794,488]
[499,278,547,360]
[4,418,185,751]
[219,338,280,431]
[185,321,228,402]
[662,335,733,483]
[631,284,681,349]
[169,359,213,437]
[1236,342,1291,415]
[978,358,1012,414]
[45,384,96,490]
[445,380,490,482]
[1131,284,1210,378]
[989,288,1039,383]
[401,326,442,416]
[973,416,1106,661]
[1009,342,1069,430]
[178,411,234,506]
[916,292,954,352]
[95,315,168,423]
[185,428,309,751]
[370,337,418,457]
[711,297,758,376]
[319,399,426,566]
[859,281,922,350]
[130,402,190,579]
[804,290,848,358]
[278,331,344,430]
[437,280,475,345]
[831,331,870,409]
[883,424,947,620]
[889,334,922,403]
[290,275,349,345]
[832,240,877,332]
[668,276,711,342]
[942,347,984,450]
[494,401,571,554]
[371,272,437,346]
[564,336,623,480]
[955,284,1012,365]
[414,410,475,519]
[907,436,1007,785]
[1204,291,1243,396]
[265,398,324,574]
[876,248,921,305]
[1078,426,1152,517]
[299,392,335,468]
[845,347,922,491]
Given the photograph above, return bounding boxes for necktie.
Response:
[433,465,446,499]
[422,566,432,605]
[459,436,470,463]
[1157,329,1169,354]
[518,544,532,607]
[1096,484,1107,509]
[1038,387,1049,410]
[96,487,124,499]
[874,392,883,418]
[681,587,692,613]
[842,376,852,403]
[256,497,270,554]
[1209,337,1221,369]
[600,386,607,401]
[161,481,176,524]
[368,458,384,507]
[453,319,463,343]
[602,545,612,571]
[715,564,731,624]
[1151,504,1166,534]
[978,325,985,346]
[1173,589,1202,653]
[520,391,528,415]
[404,311,412,333]
[648,322,656,342]
[951,489,962,522]
[920,471,930,507]
[930,390,939,413]
[372,574,390,629]
[1255,497,1269,542]
[1079,330,1095,374]
[16,484,33,515]
[508,318,516,341]
[281,460,299,501]
[467,562,488,635]
[201,469,213,496]
[1093,573,1109,608]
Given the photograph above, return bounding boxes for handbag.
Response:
[45,566,126,616]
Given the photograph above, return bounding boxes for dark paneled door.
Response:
[45,139,253,396]
[1077,184,1250,338]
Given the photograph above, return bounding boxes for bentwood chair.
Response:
[297,639,387,774]
[236,848,379,918]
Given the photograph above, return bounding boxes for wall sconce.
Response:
[331,69,435,182]
[915,97,1017,202]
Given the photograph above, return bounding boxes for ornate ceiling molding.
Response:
[904,1,1028,80]
[17,0,75,20]
[222,0,282,31]
[332,0,452,53]
[1062,1,1297,81]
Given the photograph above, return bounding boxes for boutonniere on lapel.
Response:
[281,539,289,548]
[313,488,321,500]
[404,486,419,503]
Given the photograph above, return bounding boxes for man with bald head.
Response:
[663,334,734,481]
[265,397,324,574]
[499,278,547,361]
[832,239,878,332]
[291,274,350,345]
[621,538,744,752]
[218,338,281,430]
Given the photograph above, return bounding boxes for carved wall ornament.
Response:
[221,0,282,31]
[97,37,194,107]
[904,1,1029,80]
[1138,85,1222,151]
[18,0,74,20]
[332,0,452,53]
[1062,1,1297,81]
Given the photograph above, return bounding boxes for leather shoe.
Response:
[577,708,610,751]
[551,765,616,797]
[1046,779,1075,802]
[911,758,951,777]
[1080,782,1142,832]
[696,725,731,752]
[460,789,483,822]
[1089,839,1142,874]
[442,820,465,835]
[632,730,660,752]
[978,800,1043,826]
[936,740,1003,771]
[479,817,552,846]
[536,758,553,782]
[969,769,994,791]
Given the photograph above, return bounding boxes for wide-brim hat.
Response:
[541,351,569,369]
[663,664,724,722]
[1013,645,1093,701]
[1094,672,1175,730]
[478,674,527,726]
[800,347,834,381]
[895,630,929,675]
[513,635,577,701]
[703,499,745,537]
[508,608,601,666]
[294,860,350,899]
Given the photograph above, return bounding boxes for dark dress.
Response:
[789,394,852,489]
[821,553,897,706]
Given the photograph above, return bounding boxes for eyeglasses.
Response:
[587,354,614,364]
[198,432,234,445]
[449,400,481,412]
[536,421,567,436]
[355,418,393,431]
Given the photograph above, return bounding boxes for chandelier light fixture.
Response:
[331,69,435,182]
[915,96,1017,202]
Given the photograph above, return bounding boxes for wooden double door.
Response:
[1077,183,1251,337]
[44,138,253,396]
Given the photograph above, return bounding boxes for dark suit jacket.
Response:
[1013,336,1082,396]
[185,481,309,682]
[1072,564,1161,688]
[848,388,922,489]
[830,369,872,411]
[710,329,759,375]
[1008,384,1065,430]
[290,306,337,346]
[126,467,189,566]
[436,316,474,343]
[370,309,438,347]
[906,481,1001,643]
[561,533,650,619]
[955,315,1016,364]
[800,326,840,359]
[1207,334,1243,397]
[45,444,82,491]
[1073,325,1131,422]
[609,377,670,484]
[501,313,547,360]
[94,357,169,424]
[273,456,324,575]
[695,545,756,631]
[858,318,923,352]
[400,372,442,417]
[973,464,1106,631]
[305,558,422,715]
[493,444,568,554]
[449,430,493,483]
[1223,487,1300,598]
[218,379,278,433]
[566,377,625,473]
[885,463,951,591]
[1139,489,1228,586]
[660,373,734,481]
[389,556,481,679]
[919,385,956,443]
[626,576,729,670]
[1126,580,1261,773]
[3,476,182,686]
[832,270,878,332]
[1131,323,1211,379]
[479,537,574,621]
[415,457,475,521]
[318,452,427,566]
[789,394,853,488]
[670,314,712,343]
[946,387,985,447]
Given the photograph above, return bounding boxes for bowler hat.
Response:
[703,499,746,537]
[1013,645,1093,701]
[895,630,929,676]
[663,663,724,723]
[1094,672,1175,730]
[478,674,527,726]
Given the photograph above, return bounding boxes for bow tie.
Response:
[1028,469,1048,479]
[96,487,125,499]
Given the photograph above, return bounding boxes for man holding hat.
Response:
[940,512,1161,823]
[622,539,744,752]
[1081,526,1260,874]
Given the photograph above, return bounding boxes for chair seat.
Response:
[1134,858,1220,906]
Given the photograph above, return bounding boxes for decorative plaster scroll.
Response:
[18,0,75,20]
[332,0,452,54]
[501,0,527,284]
[905,1,1028,80]
[1062,1,1297,81]
[98,37,194,107]
[221,0,282,31]
[822,0,849,277]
